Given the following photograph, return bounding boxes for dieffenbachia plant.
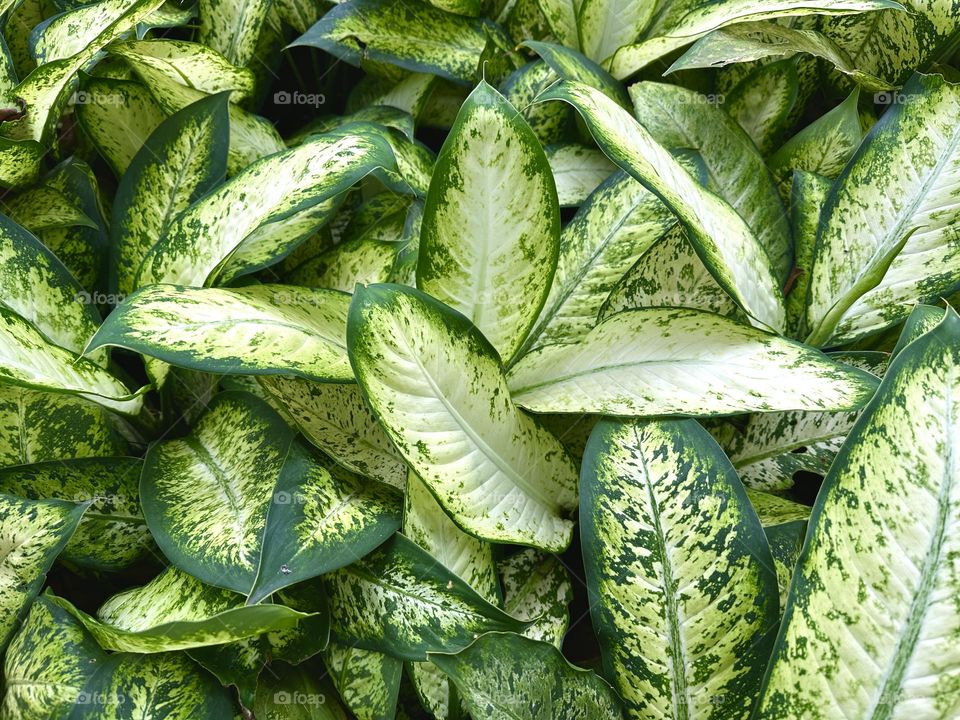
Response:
[0,0,958,716]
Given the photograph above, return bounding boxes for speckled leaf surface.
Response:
[523,40,631,107]
[724,58,799,156]
[326,643,403,720]
[348,284,578,551]
[326,534,528,661]
[197,0,270,67]
[136,131,392,287]
[785,171,832,338]
[507,307,878,416]
[0,457,150,572]
[417,80,559,363]
[575,0,654,64]
[88,284,354,382]
[581,417,779,720]
[806,73,960,346]
[110,92,229,296]
[540,81,786,331]
[544,143,616,207]
[500,548,572,647]
[429,632,623,719]
[52,567,308,653]
[755,309,960,719]
[0,494,85,650]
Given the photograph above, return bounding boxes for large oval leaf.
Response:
[507,307,879,416]
[581,417,779,719]
[348,283,579,551]
[417,80,559,363]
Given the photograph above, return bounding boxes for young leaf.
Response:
[755,309,960,718]
[348,284,579,552]
[429,632,623,719]
[417,79,560,363]
[581,417,779,720]
[508,308,879,416]
[540,80,786,331]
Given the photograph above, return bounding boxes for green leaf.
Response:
[198,0,271,67]
[52,566,309,653]
[4,188,98,233]
[544,143,616,207]
[540,80,786,330]
[0,138,44,191]
[259,377,407,489]
[291,0,498,85]
[417,80,559,363]
[755,308,960,719]
[141,392,401,600]
[429,632,623,719]
[0,305,143,415]
[1,595,107,719]
[289,236,400,292]
[724,58,799,156]
[607,0,903,79]
[581,417,779,720]
[0,457,150,572]
[576,0,654,64]
[326,533,528,661]
[500,548,572,648]
[630,81,792,283]
[508,307,879,416]
[501,61,569,146]
[348,284,578,552]
[254,661,349,720]
[891,303,945,358]
[785,170,832,338]
[326,643,403,720]
[523,155,702,351]
[805,73,960,346]
[0,386,130,467]
[536,0,577,48]
[110,93,229,297]
[0,493,86,651]
[89,284,354,382]
[70,650,235,718]
[136,131,394,287]
[760,517,808,611]
[522,40,631,107]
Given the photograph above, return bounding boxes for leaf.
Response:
[110,92,229,296]
[540,81,786,330]
[500,548,572,647]
[326,643,403,720]
[806,73,960,346]
[89,284,354,382]
[326,534,528,661]
[522,40,631,107]
[1,595,107,719]
[142,392,400,600]
[289,236,400,292]
[544,143,616,207]
[198,0,271,67]
[891,303,945,358]
[135,131,394,287]
[630,81,792,284]
[0,138,44,191]
[724,57,799,156]
[0,213,102,357]
[0,305,143,415]
[259,377,407,489]
[508,307,879,416]
[291,0,498,85]
[581,417,779,720]
[254,661,349,720]
[755,308,960,719]
[417,79,559,363]
[785,170,832,339]
[0,386,130,467]
[607,0,903,79]
[0,494,86,650]
[70,650,235,718]
[429,632,623,719]
[576,0,654,64]
[536,0,578,48]
[523,152,704,351]
[0,457,150,572]
[348,283,579,551]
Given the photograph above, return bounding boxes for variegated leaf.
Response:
[540,81,786,330]
[0,494,86,650]
[723,58,799,156]
[891,303,945,358]
[259,377,407,489]
[508,307,879,416]
[348,284,579,551]
[501,60,568,146]
[253,661,348,720]
[581,417,779,720]
[545,143,616,207]
[430,632,623,719]
[536,0,578,47]
[805,73,960,346]
[289,236,400,292]
[197,0,270,67]
[327,533,527,664]
[755,308,960,719]
[785,170,832,339]
[523,40,631,107]
[89,284,353,382]
[500,548,572,647]
[136,131,393,287]
[417,79,559,363]
[110,92,229,296]
[0,457,150,572]
[326,643,403,720]
[576,0,654,64]
[750,491,809,610]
